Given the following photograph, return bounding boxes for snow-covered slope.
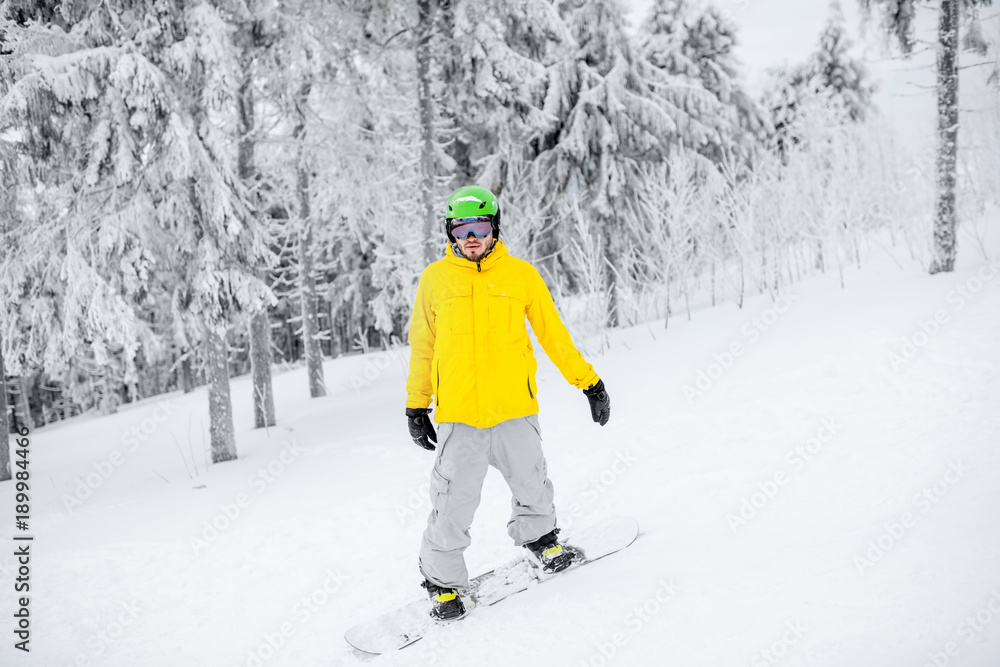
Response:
[2,227,999,667]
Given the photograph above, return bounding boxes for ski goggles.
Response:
[449,216,493,239]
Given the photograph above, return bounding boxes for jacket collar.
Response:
[443,238,508,271]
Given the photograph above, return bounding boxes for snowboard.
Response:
[344,515,639,655]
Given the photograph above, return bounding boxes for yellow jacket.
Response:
[406,239,599,428]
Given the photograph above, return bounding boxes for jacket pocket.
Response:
[486,284,512,335]
[525,354,537,401]
[441,286,474,335]
[486,284,527,341]
[435,360,441,407]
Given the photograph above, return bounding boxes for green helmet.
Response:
[444,185,501,242]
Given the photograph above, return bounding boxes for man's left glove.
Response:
[584,380,611,426]
[406,407,437,451]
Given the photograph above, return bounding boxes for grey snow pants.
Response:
[419,414,556,589]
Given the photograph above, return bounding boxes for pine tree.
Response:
[253,0,334,388]
[0,130,15,479]
[417,0,443,266]
[860,0,993,273]
[1,1,274,461]
[525,0,729,325]
[292,60,327,397]
[426,0,567,276]
[258,0,418,352]
[639,0,771,166]
[814,1,873,122]
[234,12,279,424]
[764,2,874,160]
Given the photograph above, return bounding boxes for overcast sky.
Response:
[623,0,999,149]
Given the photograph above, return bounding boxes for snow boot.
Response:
[524,528,575,574]
[421,579,467,621]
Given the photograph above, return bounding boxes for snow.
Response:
[2,218,1000,667]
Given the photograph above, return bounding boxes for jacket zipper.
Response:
[436,361,441,407]
[527,377,533,399]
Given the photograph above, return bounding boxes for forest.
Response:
[0,0,997,473]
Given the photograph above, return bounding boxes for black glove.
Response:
[583,380,610,426]
[406,407,437,451]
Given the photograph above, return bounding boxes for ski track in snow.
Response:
[2,227,1000,667]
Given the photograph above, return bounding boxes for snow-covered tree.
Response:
[528,0,734,325]
[860,0,993,273]
[266,2,329,398]
[765,2,874,160]
[252,1,425,356]
[231,4,279,426]
[639,0,771,166]
[813,2,874,121]
[444,0,567,264]
[0,0,275,462]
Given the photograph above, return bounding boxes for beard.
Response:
[457,239,492,261]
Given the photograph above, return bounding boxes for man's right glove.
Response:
[583,380,611,426]
[406,407,437,451]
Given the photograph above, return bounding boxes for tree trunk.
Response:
[710,254,717,307]
[15,376,33,431]
[237,30,278,424]
[175,285,196,393]
[98,370,119,415]
[249,311,275,427]
[931,0,959,274]
[0,333,10,482]
[180,350,195,393]
[206,330,237,463]
[602,222,619,327]
[437,0,472,185]
[417,0,439,266]
[328,299,339,357]
[293,73,327,399]
[298,231,326,397]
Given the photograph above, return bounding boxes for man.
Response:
[405,184,611,621]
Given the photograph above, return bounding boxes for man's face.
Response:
[455,230,493,262]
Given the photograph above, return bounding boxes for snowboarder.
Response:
[405,185,611,621]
